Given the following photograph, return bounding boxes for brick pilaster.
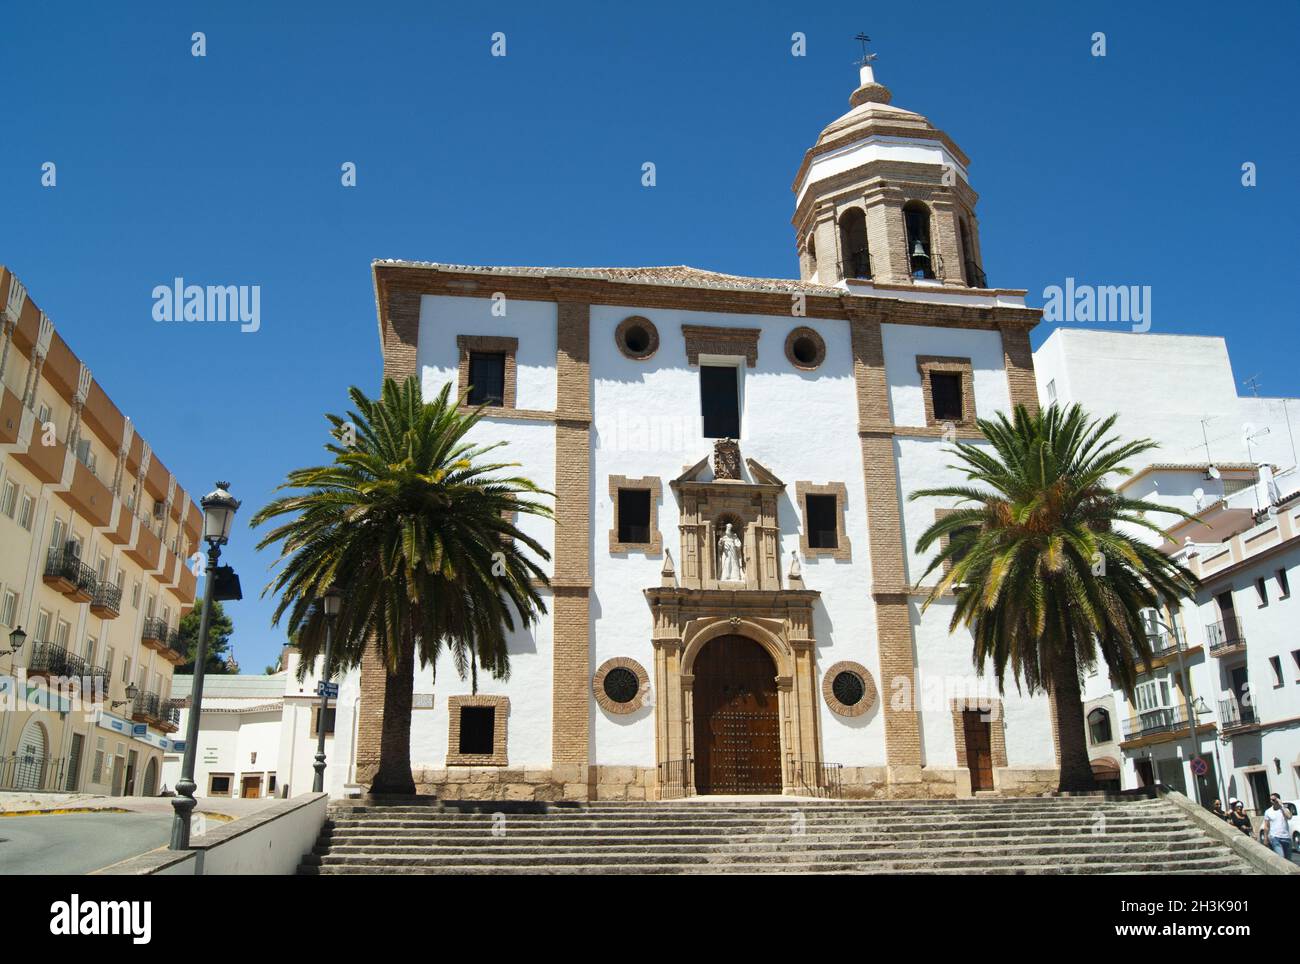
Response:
[551,301,592,769]
[999,322,1040,415]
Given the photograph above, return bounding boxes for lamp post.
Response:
[111,682,139,712]
[312,584,342,793]
[170,481,240,851]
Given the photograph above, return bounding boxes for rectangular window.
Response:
[1255,577,1268,606]
[1291,650,1300,681]
[1046,379,1057,404]
[1277,568,1291,599]
[132,581,141,608]
[700,365,740,438]
[467,352,506,406]
[54,619,70,649]
[91,751,104,784]
[1269,656,1283,688]
[37,402,51,427]
[18,493,33,530]
[0,589,16,627]
[805,494,838,549]
[312,706,336,735]
[208,773,232,797]
[930,372,964,422]
[617,489,651,544]
[106,647,115,681]
[458,706,496,755]
[0,479,17,518]
[121,657,130,684]
[267,774,277,795]
[35,610,51,645]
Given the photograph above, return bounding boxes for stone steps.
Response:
[299,796,1260,875]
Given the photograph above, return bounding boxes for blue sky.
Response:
[2,1,1296,673]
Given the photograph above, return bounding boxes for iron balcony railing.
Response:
[44,548,99,597]
[141,616,169,644]
[91,582,122,615]
[792,760,843,799]
[1218,698,1259,733]
[161,699,183,728]
[1146,630,1184,659]
[1122,705,1190,740]
[132,690,162,722]
[165,627,188,660]
[1206,620,1246,656]
[0,752,67,792]
[657,759,693,800]
[964,259,988,289]
[27,641,87,680]
[839,249,872,280]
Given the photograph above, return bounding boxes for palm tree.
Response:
[251,376,552,794]
[911,403,1198,793]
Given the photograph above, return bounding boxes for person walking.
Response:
[1263,793,1294,861]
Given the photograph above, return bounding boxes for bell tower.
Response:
[792,47,988,289]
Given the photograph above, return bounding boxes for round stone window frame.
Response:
[615,316,660,361]
[822,661,877,718]
[784,326,826,371]
[593,657,650,715]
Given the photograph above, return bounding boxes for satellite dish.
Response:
[1207,465,1221,480]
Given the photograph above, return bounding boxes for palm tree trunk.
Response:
[370,641,416,795]
[1052,633,1099,793]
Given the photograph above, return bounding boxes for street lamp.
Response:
[0,625,26,657]
[170,481,241,851]
[111,681,139,711]
[312,584,342,793]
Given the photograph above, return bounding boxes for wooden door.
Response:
[241,775,262,799]
[692,635,781,794]
[962,711,994,791]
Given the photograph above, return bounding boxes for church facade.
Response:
[344,63,1060,800]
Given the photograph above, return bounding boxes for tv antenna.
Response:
[1243,374,1263,397]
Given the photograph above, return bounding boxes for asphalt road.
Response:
[0,812,171,875]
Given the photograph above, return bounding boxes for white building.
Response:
[311,62,1066,802]
[1036,328,1300,810]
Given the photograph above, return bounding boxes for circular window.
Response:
[602,667,640,704]
[593,657,649,714]
[616,316,659,361]
[832,671,865,707]
[822,661,877,718]
[784,326,826,371]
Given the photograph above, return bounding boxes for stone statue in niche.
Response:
[717,522,745,582]
[712,438,741,480]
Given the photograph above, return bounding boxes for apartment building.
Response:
[1036,328,1300,809]
[0,266,201,796]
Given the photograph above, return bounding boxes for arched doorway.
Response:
[142,758,159,797]
[14,719,48,790]
[692,635,782,794]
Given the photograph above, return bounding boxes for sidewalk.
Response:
[0,790,281,820]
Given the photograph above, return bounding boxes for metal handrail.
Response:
[141,616,169,643]
[792,760,843,799]
[964,259,988,288]
[91,582,123,614]
[132,690,161,720]
[1218,698,1258,731]
[28,641,87,679]
[1122,705,1189,740]
[0,753,67,792]
[657,759,693,800]
[839,249,872,280]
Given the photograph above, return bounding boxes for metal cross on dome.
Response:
[854,32,878,67]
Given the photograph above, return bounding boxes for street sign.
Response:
[317,682,338,699]
[1190,757,1209,776]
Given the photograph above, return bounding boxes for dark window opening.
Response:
[805,494,838,549]
[838,208,870,279]
[624,325,650,354]
[603,668,640,704]
[617,489,652,544]
[930,372,964,422]
[209,775,231,795]
[467,352,506,406]
[1278,568,1291,598]
[700,365,740,438]
[313,706,336,735]
[832,671,865,707]
[904,203,934,279]
[1087,708,1112,744]
[458,706,495,755]
[792,336,818,366]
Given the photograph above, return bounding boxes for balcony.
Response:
[42,548,97,602]
[964,260,988,289]
[1218,698,1260,736]
[839,249,872,281]
[89,582,122,619]
[1206,620,1247,658]
[158,699,182,733]
[141,616,169,652]
[1121,705,1190,741]
[131,690,161,726]
[26,641,87,682]
[160,627,188,666]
